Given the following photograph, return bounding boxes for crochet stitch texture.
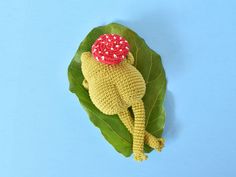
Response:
[81,51,164,161]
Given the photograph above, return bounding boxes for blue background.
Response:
[1,0,236,177]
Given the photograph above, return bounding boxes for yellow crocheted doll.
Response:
[81,34,164,161]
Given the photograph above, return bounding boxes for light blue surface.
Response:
[0,0,236,177]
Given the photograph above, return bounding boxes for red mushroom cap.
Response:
[91,34,130,64]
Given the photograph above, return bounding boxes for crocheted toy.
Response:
[81,34,164,161]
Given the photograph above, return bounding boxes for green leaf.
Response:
[68,23,167,157]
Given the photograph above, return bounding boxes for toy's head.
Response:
[81,34,134,80]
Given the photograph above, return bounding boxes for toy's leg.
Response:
[118,110,164,152]
[130,100,147,161]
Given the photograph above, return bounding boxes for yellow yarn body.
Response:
[81,52,164,161]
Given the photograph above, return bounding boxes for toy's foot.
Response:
[134,153,148,161]
[82,79,89,90]
[155,138,165,152]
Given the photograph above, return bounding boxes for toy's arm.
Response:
[82,79,89,90]
[126,52,135,65]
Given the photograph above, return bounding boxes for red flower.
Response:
[91,34,130,64]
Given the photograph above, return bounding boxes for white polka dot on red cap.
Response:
[91,34,130,64]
